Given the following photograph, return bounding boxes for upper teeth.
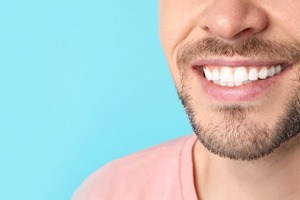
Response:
[203,65,283,87]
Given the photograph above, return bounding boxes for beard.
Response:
[179,89,300,161]
[176,37,300,161]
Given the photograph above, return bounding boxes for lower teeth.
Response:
[212,80,253,87]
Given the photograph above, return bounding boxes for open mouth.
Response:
[193,63,289,87]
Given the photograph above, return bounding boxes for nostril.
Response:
[201,26,212,35]
[242,27,257,34]
[203,26,210,32]
[235,28,256,38]
[242,28,251,33]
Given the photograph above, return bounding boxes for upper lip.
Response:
[192,57,290,67]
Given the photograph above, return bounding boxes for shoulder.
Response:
[73,135,196,200]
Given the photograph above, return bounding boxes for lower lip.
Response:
[193,67,291,102]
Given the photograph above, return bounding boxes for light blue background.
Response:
[0,0,192,199]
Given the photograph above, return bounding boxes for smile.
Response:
[199,64,287,87]
[191,59,292,102]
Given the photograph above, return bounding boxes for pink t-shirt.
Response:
[73,135,198,200]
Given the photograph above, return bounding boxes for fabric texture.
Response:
[73,135,198,200]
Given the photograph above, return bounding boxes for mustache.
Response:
[177,37,300,66]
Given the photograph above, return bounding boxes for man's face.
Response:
[160,0,300,160]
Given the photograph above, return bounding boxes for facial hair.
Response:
[177,37,300,161]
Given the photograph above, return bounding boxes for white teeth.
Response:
[219,81,227,86]
[234,81,243,87]
[249,68,259,80]
[202,64,284,87]
[267,66,275,77]
[234,67,248,82]
[212,69,219,81]
[258,67,268,79]
[220,67,234,82]
[243,80,252,84]
[275,65,282,74]
[227,81,235,87]
[203,67,212,80]
[213,80,220,85]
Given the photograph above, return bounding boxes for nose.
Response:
[199,0,268,40]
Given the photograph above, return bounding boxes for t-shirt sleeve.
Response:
[72,169,103,200]
[72,135,196,200]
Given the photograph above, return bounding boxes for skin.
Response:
[160,0,300,199]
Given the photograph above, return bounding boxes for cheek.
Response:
[159,3,184,55]
[160,0,205,92]
[168,63,183,91]
[264,1,300,41]
[159,0,203,56]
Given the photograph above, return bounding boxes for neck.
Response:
[193,134,300,200]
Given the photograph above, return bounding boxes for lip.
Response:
[192,58,290,67]
[191,59,292,102]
